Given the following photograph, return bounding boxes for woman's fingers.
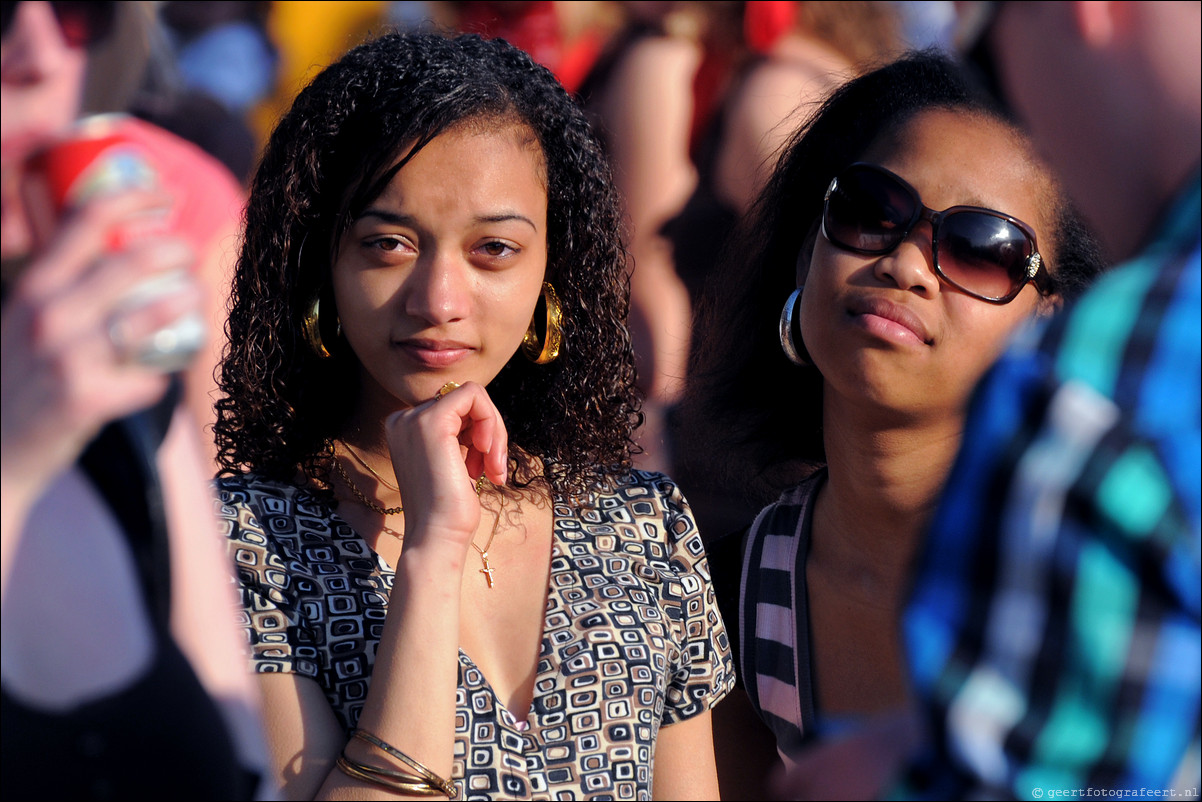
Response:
[17,190,175,301]
[26,238,197,358]
[385,381,509,524]
[452,386,508,487]
[1,194,201,490]
[424,381,508,487]
[1,294,172,493]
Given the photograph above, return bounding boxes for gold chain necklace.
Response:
[334,449,502,588]
[374,507,501,588]
[338,439,400,491]
[332,455,404,515]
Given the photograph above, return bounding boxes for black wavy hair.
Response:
[679,49,1105,509]
[215,31,638,500]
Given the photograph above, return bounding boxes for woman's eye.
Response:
[364,236,412,254]
[479,241,517,258]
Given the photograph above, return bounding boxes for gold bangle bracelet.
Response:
[351,729,457,798]
[335,754,447,797]
[338,754,427,786]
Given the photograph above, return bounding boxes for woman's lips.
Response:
[397,339,474,367]
[846,296,932,346]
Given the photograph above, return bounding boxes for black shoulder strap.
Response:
[77,380,180,629]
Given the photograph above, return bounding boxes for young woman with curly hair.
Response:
[212,30,733,800]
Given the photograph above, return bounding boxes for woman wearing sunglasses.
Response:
[680,50,1105,797]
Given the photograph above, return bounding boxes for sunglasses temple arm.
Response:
[1031,253,1056,295]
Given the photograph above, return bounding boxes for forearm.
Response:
[315,541,466,801]
[159,410,272,783]
[0,466,41,598]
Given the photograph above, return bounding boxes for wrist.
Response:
[0,458,54,522]
[394,537,470,591]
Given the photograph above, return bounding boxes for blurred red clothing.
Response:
[455,1,603,94]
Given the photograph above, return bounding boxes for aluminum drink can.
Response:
[22,114,203,373]
[21,113,167,250]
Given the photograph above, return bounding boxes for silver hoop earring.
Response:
[779,287,811,367]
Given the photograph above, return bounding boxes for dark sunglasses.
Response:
[821,162,1052,304]
[1,1,115,48]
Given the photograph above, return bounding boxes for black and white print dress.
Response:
[217,469,735,800]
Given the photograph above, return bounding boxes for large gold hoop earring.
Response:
[779,287,811,367]
[303,296,337,359]
[297,233,338,360]
[522,282,562,364]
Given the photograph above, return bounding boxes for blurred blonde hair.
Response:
[81,1,154,115]
[797,1,904,71]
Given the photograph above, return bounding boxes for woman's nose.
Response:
[873,223,941,297]
[403,249,472,324]
[1,2,76,86]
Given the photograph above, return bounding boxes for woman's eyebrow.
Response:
[356,208,538,231]
[357,209,415,226]
[476,212,538,231]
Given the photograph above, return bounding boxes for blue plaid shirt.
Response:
[901,173,1201,800]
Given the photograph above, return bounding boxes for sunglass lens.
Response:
[937,212,1032,301]
[826,167,915,253]
[53,1,113,48]
[0,1,113,46]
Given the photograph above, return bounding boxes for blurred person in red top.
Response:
[450,0,619,94]
[2,0,245,465]
[1,3,267,797]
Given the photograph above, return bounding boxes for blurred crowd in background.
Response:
[141,2,954,182]
[43,0,961,533]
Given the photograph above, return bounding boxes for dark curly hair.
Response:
[215,31,639,500]
[678,49,1105,513]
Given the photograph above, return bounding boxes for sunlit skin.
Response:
[800,108,1058,426]
[332,121,550,433]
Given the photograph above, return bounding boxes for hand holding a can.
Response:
[20,114,207,374]
[0,188,202,516]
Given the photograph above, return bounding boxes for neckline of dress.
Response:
[327,495,561,730]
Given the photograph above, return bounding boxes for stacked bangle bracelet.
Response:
[334,729,457,798]
[336,754,447,796]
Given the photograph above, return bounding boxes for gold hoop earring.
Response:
[779,287,811,367]
[297,233,340,359]
[522,282,562,364]
[303,296,336,359]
